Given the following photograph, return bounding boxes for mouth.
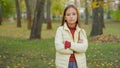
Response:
[70,20,74,21]
[70,19,74,21]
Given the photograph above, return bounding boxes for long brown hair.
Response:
[61,5,81,28]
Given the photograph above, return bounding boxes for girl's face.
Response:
[65,7,77,25]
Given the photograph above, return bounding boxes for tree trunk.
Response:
[30,0,45,39]
[46,0,52,29]
[107,11,111,19]
[15,0,21,27]
[85,0,89,25]
[99,6,105,28]
[90,0,104,36]
[25,0,32,29]
[106,0,111,19]
[119,1,120,10]
[0,5,2,25]
[90,8,99,36]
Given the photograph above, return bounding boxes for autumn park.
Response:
[0,0,120,68]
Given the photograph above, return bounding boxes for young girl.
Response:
[55,5,88,68]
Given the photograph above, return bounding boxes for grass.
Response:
[87,42,120,68]
[0,20,120,68]
[0,36,55,68]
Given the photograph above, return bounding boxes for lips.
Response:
[70,20,74,21]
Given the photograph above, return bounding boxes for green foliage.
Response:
[111,10,120,21]
[0,0,15,18]
[51,0,65,15]
[20,0,26,13]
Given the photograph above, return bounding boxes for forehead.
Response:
[66,7,77,13]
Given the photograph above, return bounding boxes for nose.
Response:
[70,14,73,18]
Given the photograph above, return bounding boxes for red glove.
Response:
[64,41,71,49]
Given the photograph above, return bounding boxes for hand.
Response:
[77,39,83,43]
[64,41,71,49]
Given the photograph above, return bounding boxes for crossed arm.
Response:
[55,28,88,54]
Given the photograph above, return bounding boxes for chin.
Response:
[69,23,76,25]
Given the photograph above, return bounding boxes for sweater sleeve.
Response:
[64,41,71,49]
[55,27,73,54]
[70,29,88,53]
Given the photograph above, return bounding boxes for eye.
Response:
[66,13,70,16]
[72,13,76,15]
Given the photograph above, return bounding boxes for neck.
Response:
[67,23,76,28]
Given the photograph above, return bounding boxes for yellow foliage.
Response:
[102,2,107,7]
[89,34,120,43]
[92,1,98,8]
[92,1,106,8]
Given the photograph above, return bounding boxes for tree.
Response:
[51,0,64,16]
[25,0,32,29]
[0,0,15,18]
[119,1,120,10]
[90,0,105,36]
[106,0,111,19]
[30,0,45,39]
[46,0,52,29]
[15,0,21,27]
[84,0,89,25]
[0,4,2,25]
[29,0,36,15]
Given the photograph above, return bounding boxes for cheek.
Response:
[65,16,67,19]
[75,15,77,18]
[65,16,69,21]
[74,16,77,20]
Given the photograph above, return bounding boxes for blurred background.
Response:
[0,0,120,68]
